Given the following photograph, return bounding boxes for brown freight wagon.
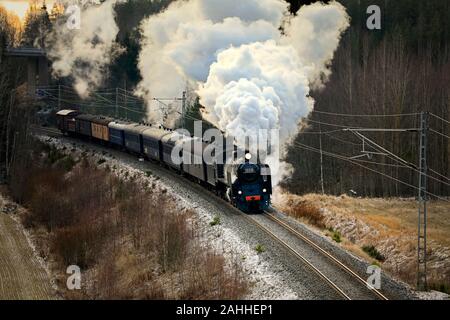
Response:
[91,116,114,142]
[56,109,79,134]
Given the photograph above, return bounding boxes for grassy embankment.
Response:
[8,140,247,299]
[274,191,450,294]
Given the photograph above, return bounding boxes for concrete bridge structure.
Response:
[2,47,49,95]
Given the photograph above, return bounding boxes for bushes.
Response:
[58,155,77,172]
[52,225,90,269]
[52,216,112,269]
[180,252,248,299]
[362,245,386,262]
[47,145,65,164]
[429,282,450,295]
[332,230,342,243]
[210,216,220,226]
[255,244,265,254]
[11,141,248,299]
[156,211,191,271]
[285,201,326,229]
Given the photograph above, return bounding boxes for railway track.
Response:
[34,126,392,300]
[209,196,388,299]
[260,211,389,300]
[240,212,352,299]
[31,126,62,137]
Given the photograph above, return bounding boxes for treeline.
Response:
[284,0,450,197]
[109,0,174,88]
[0,6,30,183]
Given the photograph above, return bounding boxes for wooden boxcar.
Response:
[75,114,97,137]
[91,116,113,142]
[56,109,79,133]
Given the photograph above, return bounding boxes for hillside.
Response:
[274,191,450,294]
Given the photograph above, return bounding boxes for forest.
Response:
[0,0,449,198]
[284,0,450,197]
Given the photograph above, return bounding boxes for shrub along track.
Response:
[0,208,56,299]
[34,126,412,299]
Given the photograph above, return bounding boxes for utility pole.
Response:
[417,111,428,291]
[182,90,186,130]
[345,114,430,291]
[58,84,61,110]
[124,89,127,117]
[124,81,127,120]
[115,87,118,118]
[318,114,325,194]
[153,92,186,129]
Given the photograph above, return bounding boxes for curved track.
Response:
[260,211,388,300]
[34,126,392,300]
[239,212,351,299]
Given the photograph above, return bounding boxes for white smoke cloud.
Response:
[282,1,350,87]
[198,40,314,145]
[197,41,315,184]
[136,0,288,122]
[137,0,349,183]
[46,0,124,98]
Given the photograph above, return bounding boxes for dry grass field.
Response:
[273,190,450,293]
[0,194,56,300]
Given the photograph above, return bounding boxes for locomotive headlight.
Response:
[245,153,252,160]
[238,190,242,195]
[263,188,267,193]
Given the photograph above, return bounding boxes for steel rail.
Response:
[238,213,351,300]
[264,211,389,300]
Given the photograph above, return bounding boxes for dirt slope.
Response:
[0,196,56,300]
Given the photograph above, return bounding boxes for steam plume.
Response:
[140,0,349,183]
[46,0,124,98]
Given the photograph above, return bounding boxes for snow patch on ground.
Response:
[415,290,449,300]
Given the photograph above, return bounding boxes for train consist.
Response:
[56,110,272,212]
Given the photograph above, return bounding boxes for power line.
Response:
[351,159,411,168]
[344,128,419,132]
[429,112,450,126]
[305,118,363,129]
[429,168,450,182]
[313,110,420,118]
[324,133,362,146]
[291,141,450,203]
[297,129,344,135]
[348,129,450,187]
[429,128,450,140]
[305,118,419,132]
